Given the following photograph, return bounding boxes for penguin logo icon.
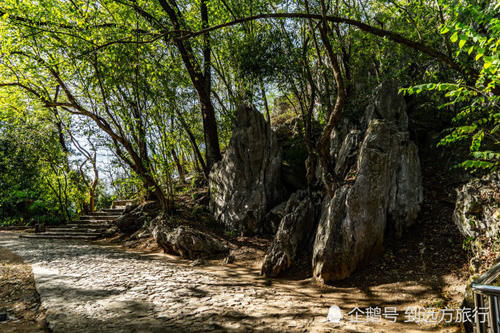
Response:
[327,305,343,323]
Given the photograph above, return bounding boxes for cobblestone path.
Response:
[0,232,461,333]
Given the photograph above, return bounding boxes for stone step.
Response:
[66,223,111,229]
[79,215,120,221]
[101,208,124,213]
[17,203,123,241]
[111,200,135,209]
[85,213,111,217]
[48,228,104,233]
[87,211,123,216]
[19,234,99,240]
[0,226,31,230]
[73,219,115,225]
[42,231,102,236]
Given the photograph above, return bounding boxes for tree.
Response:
[401,1,499,171]
[0,99,86,224]
[1,0,497,213]
[0,1,176,209]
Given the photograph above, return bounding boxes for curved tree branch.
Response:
[179,12,472,78]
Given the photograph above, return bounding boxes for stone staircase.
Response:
[19,201,133,240]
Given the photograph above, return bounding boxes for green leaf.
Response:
[440,26,450,34]
[450,32,459,43]
[459,39,466,49]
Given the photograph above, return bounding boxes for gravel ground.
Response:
[1,232,325,332]
[0,232,463,333]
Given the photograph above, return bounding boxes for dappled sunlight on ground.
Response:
[0,230,466,332]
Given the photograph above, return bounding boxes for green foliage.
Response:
[232,29,302,83]
[401,1,499,172]
[112,175,143,201]
[94,183,113,211]
[0,109,85,225]
[0,0,211,208]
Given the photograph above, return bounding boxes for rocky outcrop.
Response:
[210,82,423,282]
[312,81,423,283]
[454,173,500,262]
[261,191,321,277]
[210,104,283,235]
[152,224,229,259]
[114,201,159,234]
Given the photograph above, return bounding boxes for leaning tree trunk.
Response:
[88,159,99,212]
[89,179,97,213]
[316,18,347,197]
[198,90,222,170]
[171,148,186,183]
[158,0,222,171]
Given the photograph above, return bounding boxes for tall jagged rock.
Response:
[209,104,283,235]
[312,81,423,283]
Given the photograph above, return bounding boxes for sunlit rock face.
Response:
[152,223,228,259]
[312,81,423,283]
[209,103,283,235]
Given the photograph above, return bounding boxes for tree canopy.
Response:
[0,0,498,224]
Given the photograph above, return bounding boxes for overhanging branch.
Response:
[178,12,472,78]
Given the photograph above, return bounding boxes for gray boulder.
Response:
[261,191,321,277]
[152,225,229,259]
[312,81,423,283]
[209,104,283,234]
[114,201,159,234]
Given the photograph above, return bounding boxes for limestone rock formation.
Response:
[312,81,423,283]
[209,104,283,235]
[152,225,229,259]
[454,173,500,255]
[260,191,321,277]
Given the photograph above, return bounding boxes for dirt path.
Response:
[0,243,47,332]
[0,231,467,332]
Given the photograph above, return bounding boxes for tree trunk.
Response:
[175,110,208,177]
[158,0,222,171]
[89,178,97,213]
[171,148,185,183]
[199,91,222,170]
[316,4,347,197]
[89,161,98,212]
